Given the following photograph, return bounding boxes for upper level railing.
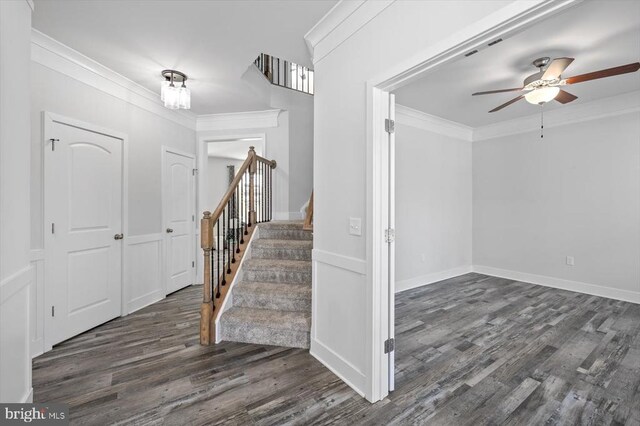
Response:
[254,53,314,95]
[200,146,276,345]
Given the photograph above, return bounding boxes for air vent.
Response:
[488,38,503,47]
[464,50,478,57]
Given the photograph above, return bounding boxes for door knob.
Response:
[114,233,124,240]
[166,228,174,233]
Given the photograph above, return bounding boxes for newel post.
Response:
[248,146,257,226]
[200,211,214,345]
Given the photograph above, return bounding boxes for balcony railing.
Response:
[254,53,314,95]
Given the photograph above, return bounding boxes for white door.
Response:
[387,93,396,392]
[163,149,195,294]
[45,120,124,347]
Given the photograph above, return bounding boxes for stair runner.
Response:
[220,221,312,348]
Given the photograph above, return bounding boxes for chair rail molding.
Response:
[196,109,281,132]
[312,249,366,275]
[304,0,395,64]
[31,29,197,130]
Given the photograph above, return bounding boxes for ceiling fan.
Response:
[473,57,640,113]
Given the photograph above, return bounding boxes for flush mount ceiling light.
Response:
[161,69,190,110]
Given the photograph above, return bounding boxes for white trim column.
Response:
[0,0,34,403]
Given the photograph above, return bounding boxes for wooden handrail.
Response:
[303,191,313,231]
[200,146,277,345]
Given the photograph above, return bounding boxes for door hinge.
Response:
[192,261,195,268]
[51,223,55,234]
[385,228,395,243]
[192,215,195,222]
[384,338,395,354]
[192,168,198,176]
[49,138,59,151]
[385,118,395,134]
[51,306,55,317]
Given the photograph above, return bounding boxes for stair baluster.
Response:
[200,146,277,345]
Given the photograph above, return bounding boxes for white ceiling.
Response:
[32,0,335,115]
[207,139,263,160]
[394,0,640,128]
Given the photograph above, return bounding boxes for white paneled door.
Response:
[45,119,124,347]
[163,149,196,295]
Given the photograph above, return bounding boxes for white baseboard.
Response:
[126,289,164,314]
[22,388,33,403]
[310,338,366,399]
[473,265,640,305]
[289,211,304,220]
[396,265,472,293]
[273,211,304,221]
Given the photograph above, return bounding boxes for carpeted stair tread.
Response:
[223,306,310,331]
[243,258,311,272]
[252,239,312,249]
[258,221,305,230]
[219,219,313,349]
[235,281,311,296]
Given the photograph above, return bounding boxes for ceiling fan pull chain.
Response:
[540,104,544,139]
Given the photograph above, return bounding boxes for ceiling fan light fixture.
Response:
[524,86,560,105]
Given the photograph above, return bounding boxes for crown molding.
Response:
[304,0,395,64]
[196,109,281,132]
[31,29,197,130]
[396,104,473,141]
[473,90,640,141]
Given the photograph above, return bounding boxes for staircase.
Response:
[220,221,312,348]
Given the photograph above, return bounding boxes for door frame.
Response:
[42,112,129,351]
[365,0,581,401]
[161,146,197,295]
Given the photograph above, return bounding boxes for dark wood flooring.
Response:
[33,273,640,425]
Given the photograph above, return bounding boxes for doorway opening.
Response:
[367,1,582,401]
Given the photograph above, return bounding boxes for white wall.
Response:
[205,156,245,213]
[198,84,314,221]
[30,63,196,244]
[311,0,537,401]
[473,112,640,302]
[270,86,314,213]
[199,123,289,221]
[394,121,472,292]
[0,0,33,403]
[28,34,197,354]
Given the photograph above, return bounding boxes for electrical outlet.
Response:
[349,217,362,236]
[566,256,575,266]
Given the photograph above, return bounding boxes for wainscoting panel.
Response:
[311,251,368,398]
[125,234,165,314]
[29,250,45,358]
[1,265,34,402]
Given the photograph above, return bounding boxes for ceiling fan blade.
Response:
[555,90,577,104]
[565,62,640,85]
[489,95,525,113]
[542,57,574,80]
[472,87,523,96]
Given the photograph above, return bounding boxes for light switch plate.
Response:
[349,217,362,236]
